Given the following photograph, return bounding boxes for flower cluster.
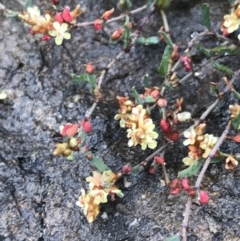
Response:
[115,96,158,150]
[76,170,123,223]
[18,5,82,45]
[53,119,92,160]
[170,179,209,205]
[182,124,219,165]
[221,4,240,40]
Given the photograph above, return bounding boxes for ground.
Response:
[0,0,240,241]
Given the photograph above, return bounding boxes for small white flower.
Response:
[48,22,71,45]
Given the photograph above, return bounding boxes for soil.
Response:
[0,0,240,241]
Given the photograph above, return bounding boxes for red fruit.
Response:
[181,56,191,72]
[94,19,103,30]
[182,178,190,191]
[157,98,167,108]
[169,130,179,142]
[185,64,191,72]
[66,124,79,137]
[29,29,35,35]
[55,12,64,23]
[41,35,51,41]
[154,156,164,165]
[170,179,180,189]
[86,64,94,74]
[62,7,73,22]
[199,191,209,205]
[83,121,92,133]
[160,119,171,132]
[122,164,132,174]
[188,189,196,197]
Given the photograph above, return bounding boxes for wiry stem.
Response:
[181,121,231,241]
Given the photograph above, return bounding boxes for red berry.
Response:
[111,28,123,40]
[199,191,209,205]
[171,188,181,195]
[154,156,164,165]
[150,89,160,99]
[42,35,51,41]
[83,121,92,133]
[55,12,64,23]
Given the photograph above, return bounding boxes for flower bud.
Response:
[199,191,209,205]
[86,64,95,74]
[122,164,132,174]
[182,178,190,191]
[149,166,155,174]
[102,8,114,21]
[111,28,123,40]
[69,137,78,148]
[157,98,167,108]
[150,89,160,99]
[42,35,51,41]
[160,119,171,132]
[94,19,103,30]
[169,131,179,142]
[154,156,164,165]
[55,12,64,23]
[83,121,92,133]
[62,7,73,22]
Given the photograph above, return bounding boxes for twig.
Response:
[75,5,148,28]
[181,121,231,241]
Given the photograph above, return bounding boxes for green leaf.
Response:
[165,234,180,241]
[202,3,211,30]
[136,36,159,45]
[178,160,203,178]
[66,152,75,161]
[141,74,151,87]
[5,10,20,18]
[132,87,143,105]
[232,113,240,130]
[0,90,7,100]
[209,82,218,97]
[196,44,240,58]
[228,0,237,5]
[125,0,132,8]
[157,0,171,9]
[211,62,233,77]
[80,131,87,145]
[233,89,240,100]
[89,154,110,172]
[72,74,97,93]
[158,46,173,77]
[210,156,225,164]
[143,96,156,103]
[159,31,174,48]
[131,164,144,174]
[24,0,32,9]
[123,15,131,49]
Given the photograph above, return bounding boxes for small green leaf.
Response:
[158,46,173,77]
[209,82,218,97]
[159,31,174,48]
[141,74,151,87]
[24,0,32,9]
[136,36,159,45]
[5,10,20,18]
[80,131,87,145]
[178,160,203,178]
[211,61,233,77]
[132,87,143,105]
[89,154,110,172]
[0,90,7,100]
[122,15,131,49]
[66,152,75,161]
[202,3,211,30]
[157,0,171,9]
[143,96,156,103]
[195,44,211,58]
[233,89,240,100]
[165,234,180,241]
[131,164,144,174]
[72,74,97,93]
[232,113,240,130]
[125,0,132,8]
[210,156,224,164]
